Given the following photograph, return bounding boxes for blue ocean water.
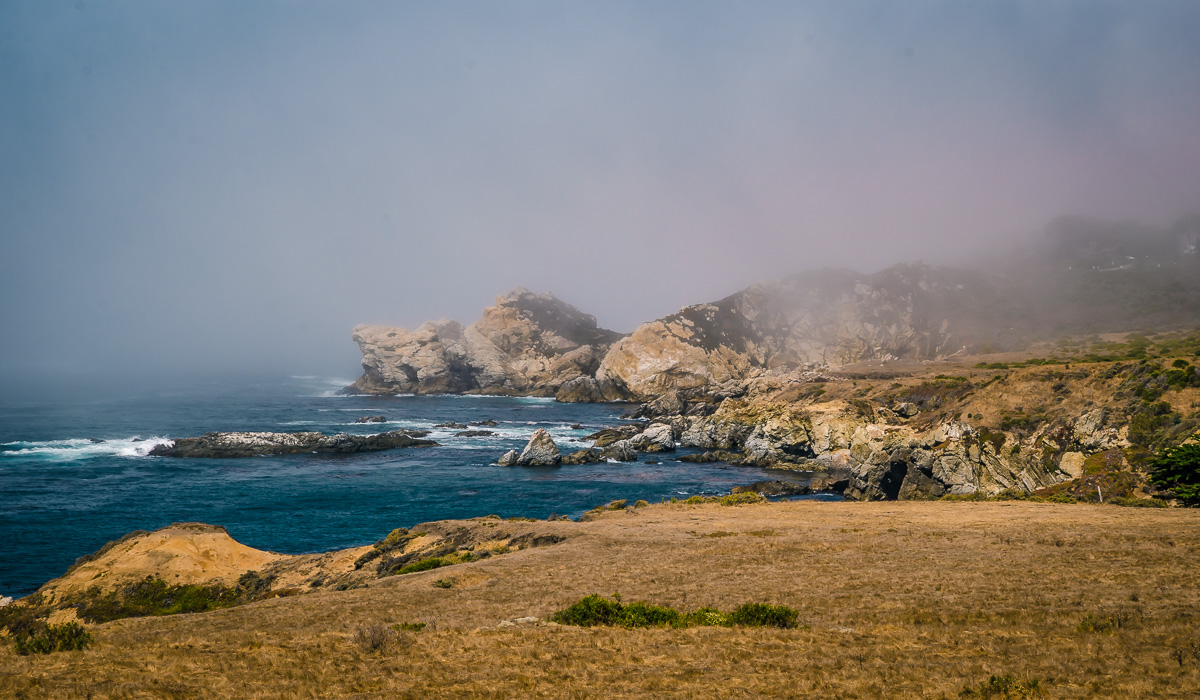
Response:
[0,375,824,598]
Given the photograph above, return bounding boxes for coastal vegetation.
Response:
[550,594,800,629]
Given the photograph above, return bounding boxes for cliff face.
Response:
[597,263,984,400]
[347,288,626,396]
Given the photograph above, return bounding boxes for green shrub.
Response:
[633,500,649,508]
[13,622,93,655]
[550,594,625,627]
[719,492,767,506]
[1148,433,1200,505]
[960,674,1046,698]
[73,576,241,623]
[726,602,799,629]
[550,595,799,629]
[394,557,447,575]
[431,578,453,589]
[394,622,426,632]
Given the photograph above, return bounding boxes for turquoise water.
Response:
[0,375,827,598]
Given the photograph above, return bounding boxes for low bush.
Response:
[13,622,93,655]
[73,576,241,623]
[352,623,411,654]
[959,674,1046,698]
[550,594,799,630]
[726,602,799,628]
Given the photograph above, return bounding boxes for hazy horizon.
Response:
[3,2,1199,380]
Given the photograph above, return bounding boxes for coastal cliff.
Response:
[346,288,626,397]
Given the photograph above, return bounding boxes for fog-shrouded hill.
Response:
[348,216,1200,402]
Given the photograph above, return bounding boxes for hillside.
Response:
[3,501,1199,697]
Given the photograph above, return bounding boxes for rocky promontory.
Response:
[345,288,627,398]
[150,430,436,458]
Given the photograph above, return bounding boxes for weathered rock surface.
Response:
[597,440,637,462]
[150,431,436,458]
[515,429,561,466]
[496,450,519,466]
[597,264,986,400]
[561,448,603,465]
[346,288,627,398]
[665,396,1132,500]
[629,423,675,453]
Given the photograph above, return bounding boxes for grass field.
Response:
[3,500,1199,698]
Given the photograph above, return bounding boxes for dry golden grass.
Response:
[3,501,1199,698]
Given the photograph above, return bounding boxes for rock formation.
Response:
[346,288,626,398]
[596,264,990,401]
[150,430,435,458]
[513,429,561,466]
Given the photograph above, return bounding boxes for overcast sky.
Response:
[2,1,1199,379]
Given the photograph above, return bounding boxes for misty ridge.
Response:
[347,211,1200,401]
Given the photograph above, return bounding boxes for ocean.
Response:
[0,375,830,598]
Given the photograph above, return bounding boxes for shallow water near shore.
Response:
[0,375,833,597]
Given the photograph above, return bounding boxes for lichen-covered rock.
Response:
[150,430,435,458]
[516,429,561,466]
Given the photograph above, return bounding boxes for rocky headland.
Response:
[343,222,1200,500]
[345,287,626,398]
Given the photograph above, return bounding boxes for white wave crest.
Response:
[1,437,173,460]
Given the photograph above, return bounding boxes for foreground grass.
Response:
[2,501,1199,698]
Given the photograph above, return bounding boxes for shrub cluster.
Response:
[13,622,92,655]
[549,594,799,629]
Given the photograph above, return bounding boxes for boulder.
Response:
[354,415,388,423]
[562,448,603,465]
[599,440,638,462]
[585,425,641,448]
[516,429,561,466]
[629,423,675,453]
[496,449,520,466]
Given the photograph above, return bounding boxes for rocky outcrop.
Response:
[628,423,675,453]
[597,264,989,401]
[662,397,1132,501]
[354,415,388,423]
[150,430,435,458]
[514,429,561,466]
[346,288,627,398]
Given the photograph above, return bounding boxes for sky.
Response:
[2,1,1199,380]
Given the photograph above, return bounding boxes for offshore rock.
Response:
[150,430,436,458]
[354,415,388,423]
[516,429,561,466]
[599,440,638,462]
[347,288,627,398]
[561,448,603,465]
[496,450,519,466]
[585,425,641,448]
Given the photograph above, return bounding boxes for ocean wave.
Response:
[1,437,174,460]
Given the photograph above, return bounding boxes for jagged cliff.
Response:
[346,288,625,397]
